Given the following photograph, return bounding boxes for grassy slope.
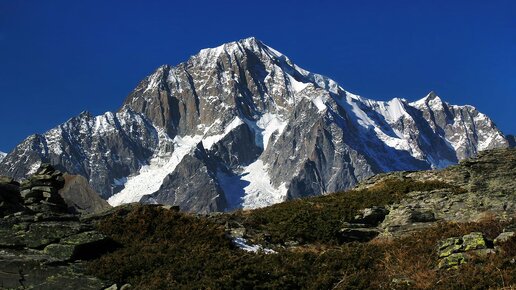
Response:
[87,179,516,289]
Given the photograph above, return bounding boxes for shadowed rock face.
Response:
[59,174,111,214]
[507,135,516,148]
[0,38,509,213]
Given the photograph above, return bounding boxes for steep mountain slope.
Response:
[0,37,509,212]
[0,151,6,163]
[508,135,516,147]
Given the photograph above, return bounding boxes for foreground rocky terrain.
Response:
[0,165,117,289]
[0,148,514,289]
[0,38,510,213]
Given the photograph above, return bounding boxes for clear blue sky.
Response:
[0,0,514,151]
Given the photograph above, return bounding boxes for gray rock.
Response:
[494,231,515,245]
[351,206,389,226]
[409,209,436,223]
[339,227,380,242]
[59,174,111,214]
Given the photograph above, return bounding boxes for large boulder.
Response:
[59,174,111,214]
[0,176,25,216]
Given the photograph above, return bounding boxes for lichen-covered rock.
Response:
[462,232,487,251]
[24,221,84,248]
[438,237,463,258]
[438,253,465,269]
[437,232,492,269]
[376,148,516,237]
[43,243,76,261]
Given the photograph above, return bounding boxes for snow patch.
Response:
[0,151,6,163]
[27,161,41,175]
[233,237,276,254]
[241,160,288,209]
[312,95,327,112]
[287,74,309,93]
[107,134,203,206]
[202,117,244,149]
[382,98,408,122]
[216,160,288,210]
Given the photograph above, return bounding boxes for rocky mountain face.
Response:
[0,151,6,163]
[508,135,516,147]
[0,37,509,213]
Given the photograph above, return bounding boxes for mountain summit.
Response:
[0,37,509,213]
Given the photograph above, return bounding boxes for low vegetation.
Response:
[237,179,453,244]
[87,179,516,289]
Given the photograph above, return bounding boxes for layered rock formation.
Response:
[0,164,118,289]
[354,148,516,236]
[0,38,510,213]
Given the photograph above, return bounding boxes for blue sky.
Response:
[0,0,514,151]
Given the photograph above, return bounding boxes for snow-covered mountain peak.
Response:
[0,151,6,163]
[410,91,444,109]
[0,39,510,213]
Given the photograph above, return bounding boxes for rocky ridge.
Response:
[0,164,118,289]
[346,148,516,238]
[0,38,510,213]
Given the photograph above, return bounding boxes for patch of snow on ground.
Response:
[0,151,6,163]
[107,134,203,206]
[233,237,276,254]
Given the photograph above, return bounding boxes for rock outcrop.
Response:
[437,232,494,269]
[59,174,111,214]
[353,148,516,236]
[0,164,117,289]
[339,206,389,242]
